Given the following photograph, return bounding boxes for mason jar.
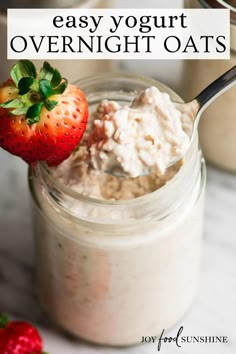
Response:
[29,73,206,346]
[0,0,113,82]
[182,0,236,172]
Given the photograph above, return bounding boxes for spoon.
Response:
[106,65,236,178]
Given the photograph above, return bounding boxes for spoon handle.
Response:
[195,65,236,110]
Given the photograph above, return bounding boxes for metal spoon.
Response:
[107,65,236,178]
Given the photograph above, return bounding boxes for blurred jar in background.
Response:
[0,0,113,82]
[181,0,236,173]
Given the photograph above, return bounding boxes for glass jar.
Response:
[29,73,206,346]
[0,0,113,82]
[182,0,236,172]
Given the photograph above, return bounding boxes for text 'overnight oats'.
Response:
[53,86,190,199]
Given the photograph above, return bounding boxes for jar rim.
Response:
[37,71,193,208]
[73,71,183,99]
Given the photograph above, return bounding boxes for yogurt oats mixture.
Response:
[54,86,189,199]
[32,77,205,346]
[88,86,189,178]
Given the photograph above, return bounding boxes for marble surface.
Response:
[0,148,235,354]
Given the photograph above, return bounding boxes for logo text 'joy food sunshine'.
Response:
[141,326,228,351]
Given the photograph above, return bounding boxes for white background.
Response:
[7,8,230,60]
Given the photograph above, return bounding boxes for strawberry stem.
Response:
[0,313,8,328]
[0,60,68,126]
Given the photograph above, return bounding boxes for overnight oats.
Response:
[29,73,206,346]
[87,86,190,178]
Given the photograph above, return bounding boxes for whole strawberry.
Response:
[0,314,47,354]
[0,60,88,166]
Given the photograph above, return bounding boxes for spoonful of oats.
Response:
[86,66,236,178]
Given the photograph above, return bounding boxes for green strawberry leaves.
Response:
[0,98,23,109]
[18,77,35,95]
[39,62,68,99]
[44,99,58,111]
[39,79,53,99]
[0,98,28,116]
[0,60,68,125]
[51,81,68,95]
[10,60,37,86]
[11,107,29,116]
[0,313,8,328]
[39,61,55,82]
[39,62,63,87]
[26,103,44,124]
[51,69,62,87]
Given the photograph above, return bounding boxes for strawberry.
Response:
[0,60,88,166]
[0,314,47,354]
